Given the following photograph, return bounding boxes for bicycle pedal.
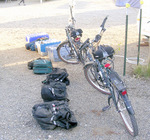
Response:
[102,105,111,112]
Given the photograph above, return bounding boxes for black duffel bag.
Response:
[32,101,78,130]
[42,68,70,86]
[41,81,68,102]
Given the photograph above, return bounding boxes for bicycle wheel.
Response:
[84,63,110,95]
[57,40,79,64]
[114,88,138,136]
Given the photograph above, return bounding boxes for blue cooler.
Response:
[37,39,61,56]
[26,33,49,43]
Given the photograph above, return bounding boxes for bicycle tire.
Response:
[84,63,110,95]
[57,40,79,64]
[114,88,138,136]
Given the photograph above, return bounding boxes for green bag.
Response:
[32,58,53,74]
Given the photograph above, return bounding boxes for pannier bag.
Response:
[41,81,68,102]
[33,59,53,74]
[32,101,78,130]
[27,58,53,74]
[93,45,115,61]
[71,29,83,38]
[28,60,34,70]
[42,68,70,86]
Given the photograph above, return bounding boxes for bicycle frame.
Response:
[96,59,135,115]
[94,59,119,108]
[65,26,94,64]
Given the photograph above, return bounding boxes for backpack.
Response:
[25,42,36,51]
[41,81,68,102]
[28,58,53,74]
[42,68,70,86]
[32,101,77,130]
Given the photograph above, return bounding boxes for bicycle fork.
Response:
[102,84,135,115]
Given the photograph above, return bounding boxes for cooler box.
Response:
[26,33,49,43]
[36,39,61,56]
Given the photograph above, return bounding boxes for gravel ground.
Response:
[0,0,150,140]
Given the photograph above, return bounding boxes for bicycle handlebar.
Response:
[100,16,108,28]
[93,16,108,42]
[80,16,109,50]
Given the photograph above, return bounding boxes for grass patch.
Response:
[133,64,150,78]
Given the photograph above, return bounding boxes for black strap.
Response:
[54,72,68,82]
[55,120,69,129]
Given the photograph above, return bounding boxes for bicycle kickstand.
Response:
[102,95,112,111]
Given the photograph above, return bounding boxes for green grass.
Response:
[133,64,150,78]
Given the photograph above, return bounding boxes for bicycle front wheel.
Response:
[84,63,110,95]
[114,89,138,136]
[57,40,79,64]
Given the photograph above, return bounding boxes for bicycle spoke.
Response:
[57,41,79,64]
[84,63,110,95]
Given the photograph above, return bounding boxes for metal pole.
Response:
[137,1,143,65]
[123,3,130,76]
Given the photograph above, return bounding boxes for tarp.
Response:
[115,0,140,8]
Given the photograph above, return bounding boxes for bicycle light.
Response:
[121,90,127,96]
[104,63,111,68]
[75,37,80,42]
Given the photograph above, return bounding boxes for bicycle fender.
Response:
[122,94,135,115]
[108,70,126,92]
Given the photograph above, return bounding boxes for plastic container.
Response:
[36,39,61,56]
[46,45,61,62]
[36,42,47,56]
[46,45,71,62]
[26,33,49,43]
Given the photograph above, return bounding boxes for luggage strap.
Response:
[55,72,68,82]
[52,111,71,129]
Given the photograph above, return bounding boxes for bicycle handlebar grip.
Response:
[100,16,108,28]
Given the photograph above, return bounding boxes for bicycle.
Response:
[57,5,94,64]
[83,16,138,136]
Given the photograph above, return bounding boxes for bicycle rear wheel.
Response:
[84,63,110,95]
[57,40,79,64]
[114,88,138,136]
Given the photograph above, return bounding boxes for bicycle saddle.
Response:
[71,29,83,38]
[93,45,114,60]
